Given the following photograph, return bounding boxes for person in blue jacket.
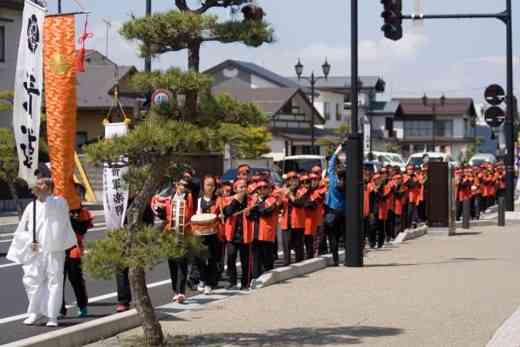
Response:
[324,145,346,266]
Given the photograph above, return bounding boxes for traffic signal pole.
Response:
[399,3,515,211]
[345,0,364,267]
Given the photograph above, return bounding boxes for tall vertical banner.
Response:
[44,15,81,209]
[13,0,46,187]
[103,123,129,230]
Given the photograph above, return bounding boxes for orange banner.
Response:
[44,15,81,210]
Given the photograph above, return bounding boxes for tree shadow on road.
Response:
[168,325,404,346]
[365,257,499,268]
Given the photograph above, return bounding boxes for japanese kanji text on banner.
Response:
[13,0,46,187]
[103,123,129,230]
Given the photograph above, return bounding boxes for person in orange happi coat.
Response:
[222,179,252,290]
[392,173,408,236]
[404,165,420,228]
[280,172,307,266]
[247,180,278,283]
[154,177,195,304]
[303,173,325,259]
[310,165,328,256]
[60,183,93,318]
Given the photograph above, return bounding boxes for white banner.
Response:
[103,123,129,230]
[13,0,46,187]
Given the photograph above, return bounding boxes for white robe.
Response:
[7,196,77,319]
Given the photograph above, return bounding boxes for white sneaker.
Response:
[197,282,205,292]
[203,286,212,295]
[46,319,58,327]
[172,294,180,302]
[23,314,41,325]
[177,294,186,304]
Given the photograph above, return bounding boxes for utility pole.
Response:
[345,0,364,267]
[58,0,62,13]
[505,0,515,211]
[145,0,152,73]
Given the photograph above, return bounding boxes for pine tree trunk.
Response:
[129,265,164,347]
[186,43,201,119]
[7,180,22,219]
[125,163,169,346]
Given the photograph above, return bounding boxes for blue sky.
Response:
[57,0,520,103]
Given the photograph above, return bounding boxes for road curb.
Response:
[486,304,520,347]
[392,225,428,244]
[2,309,142,347]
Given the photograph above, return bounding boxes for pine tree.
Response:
[84,3,274,346]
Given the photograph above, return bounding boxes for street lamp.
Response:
[422,93,446,151]
[295,58,331,154]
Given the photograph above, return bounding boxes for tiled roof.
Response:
[394,97,476,117]
[204,60,301,88]
[77,65,135,109]
[212,87,300,115]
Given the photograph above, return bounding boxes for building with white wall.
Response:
[205,60,333,158]
[367,98,478,161]
[288,76,386,131]
[0,0,23,128]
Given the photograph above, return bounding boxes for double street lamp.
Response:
[294,58,331,154]
[422,94,446,151]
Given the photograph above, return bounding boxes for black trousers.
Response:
[281,228,304,266]
[304,235,314,259]
[168,257,188,295]
[226,242,250,288]
[407,203,419,227]
[61,254,88,312]
[196,234,219,288]
[367,218,385,248]
[324,209,345,266]
[251,240,274,279]
[116,268,131,305]
[384,211,395,241]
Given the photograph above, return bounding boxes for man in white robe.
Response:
[7,177,77,327]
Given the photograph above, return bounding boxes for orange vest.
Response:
[222,197,253,244]
[69,208,93,259]
[249,196,278,242]
[304,188,324,235]
[163,193,195,234]
[280,188,306,230]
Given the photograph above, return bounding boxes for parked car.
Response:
[406,152,457,168]
[468,153,496,167]
[367,151,406,171]
[280,155,326,175]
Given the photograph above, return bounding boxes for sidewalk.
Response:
[89,225,520,347]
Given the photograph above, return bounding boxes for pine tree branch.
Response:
[174,0,190,11]
[194,0,250,15]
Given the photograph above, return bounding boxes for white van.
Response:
[406,152,457,168]
[367,151,406,171]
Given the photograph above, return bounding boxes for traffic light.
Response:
[381,0,403,41]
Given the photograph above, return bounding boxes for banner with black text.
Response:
[13,0,46,187]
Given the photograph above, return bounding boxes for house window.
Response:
[435,120,453,137]
[0,26,5,63]
[335,104,342,121]
[324,102,331,121]
[414,144,425,152]
[404,120,433,138]
[385,118,394,137]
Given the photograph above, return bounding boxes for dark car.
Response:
[221,167,283,186]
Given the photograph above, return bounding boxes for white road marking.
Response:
[0,279,172,325]
[0,263,18,269]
